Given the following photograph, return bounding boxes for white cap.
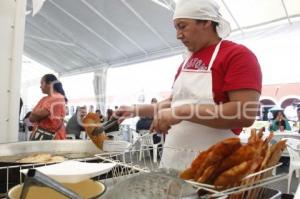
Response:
[173,0,231,38]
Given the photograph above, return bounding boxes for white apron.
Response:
[160,41,236,170]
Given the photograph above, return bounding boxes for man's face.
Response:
[79,108,87,118]
[174,19,210,52]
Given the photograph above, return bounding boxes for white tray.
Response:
[21,160,116,183]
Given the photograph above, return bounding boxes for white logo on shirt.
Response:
[185,58,208,70]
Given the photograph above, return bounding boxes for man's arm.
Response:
[135,96,172,117]
[116,96,172,120]
[177,89,260,128]
[151,90,260,133]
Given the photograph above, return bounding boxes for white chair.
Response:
[285,138,300,193]
[273,133,300,157]
[139,129,150,136]
[138,132,163,163]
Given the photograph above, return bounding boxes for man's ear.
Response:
[203,20,213,29]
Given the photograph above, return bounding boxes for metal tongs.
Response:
[20,169,82,199]
[91,117,119,136]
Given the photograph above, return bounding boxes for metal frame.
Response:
[24,45,68,72]
[121,0,173,49]
[49,0,129,59]
[0,156,102,196]
[24,21,93,69]
[81,0,148,56]
[281,0,292,25]
[221,0,244,34]
[25,35,75,47]
[151,0,172,10]
[94,147,287,199]
[60,45,184,77]
[36,12,109,65]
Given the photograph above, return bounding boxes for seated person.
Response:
[66,106,87,139]
[95,109,105,123]
[269,110,291,132]
[23,111,33,131]
[105,108,119,133]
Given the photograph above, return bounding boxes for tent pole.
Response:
[0,0,26,143]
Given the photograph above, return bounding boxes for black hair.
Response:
[196,20,219,33]
[106,109,113,120]
[42,74,68,102]
[75,106,86,114]
[273,110,286,120]
[20,98,23,116]
[23,111,32,120]
[276,120,286,129]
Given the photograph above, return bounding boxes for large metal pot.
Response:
[8,179,106,199]
[0,140,102,196]
[0,140,100,161]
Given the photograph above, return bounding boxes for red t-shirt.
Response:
[174,40,262,134]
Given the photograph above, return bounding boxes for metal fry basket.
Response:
[95,146,288,199]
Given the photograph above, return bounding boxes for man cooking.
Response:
[116,0,262,170]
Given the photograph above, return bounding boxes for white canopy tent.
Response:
[23,0,300,76]
[1,0,300,142]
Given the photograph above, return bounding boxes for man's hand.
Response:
[114,105,135,124]
[150,108,181,134]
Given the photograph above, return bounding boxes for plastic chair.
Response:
[138,132,163,163]
[285,138,300,193]
[138,129,150,136]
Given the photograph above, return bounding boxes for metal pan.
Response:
[0,140,102,195]
[0,140,101,164]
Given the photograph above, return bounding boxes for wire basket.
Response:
[0,156,103,198]
[95,146,288,199]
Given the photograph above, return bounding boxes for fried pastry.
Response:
[180,150,210,180]
[197,163,220,183]
[193,138,241,180]
[180,129,285,194]
[214,157,262,188]
[82,113,108,149]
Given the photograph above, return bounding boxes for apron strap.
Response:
[208,40,222,70]
[181,40,222,72]
[180,51,193,71]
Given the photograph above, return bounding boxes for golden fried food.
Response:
[266,140,286,168]
[17,153,52,163]
[197,163,220,183]
[82,113,108,149]
[180,128,285,191]
[180,128,285,193]
[193,138,241,180]
[180,150,210,180]
[214,157,262,188]
[17,154,65,163]
[248,128,258,144]
[211,144,258,179]
[179,167,196,180]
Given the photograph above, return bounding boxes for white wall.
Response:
[0,0,26,143]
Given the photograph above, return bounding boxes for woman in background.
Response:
[29,74,68,140]
[269,110,291,132]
